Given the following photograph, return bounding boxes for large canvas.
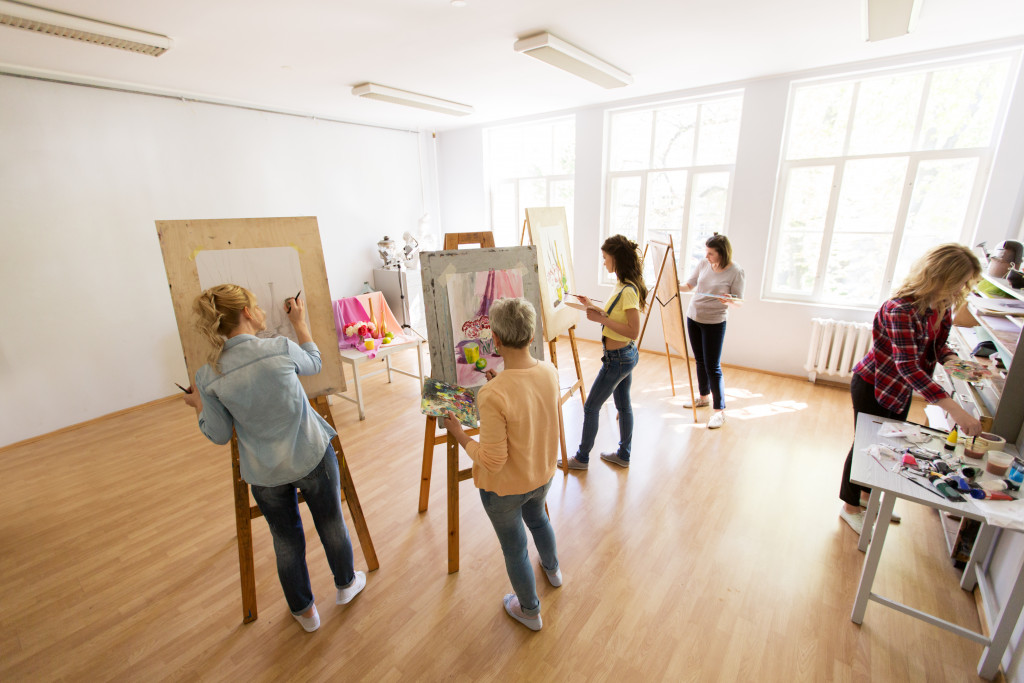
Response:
[525,207,578,341]
[156,217,344,397]
[420,246,543,394]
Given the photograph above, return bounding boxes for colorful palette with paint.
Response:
[943,359,994,382]
[421,378,479,428]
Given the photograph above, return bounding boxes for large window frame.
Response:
[602,91,744,284]
[484,116,575,246]
[764,52,1019,307]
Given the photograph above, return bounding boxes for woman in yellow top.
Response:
[445,297,562,631]
[562,235,648,469]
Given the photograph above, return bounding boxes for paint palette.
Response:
[421,378,479,428]
[943,359,994,382]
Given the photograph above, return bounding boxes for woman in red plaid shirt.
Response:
[839,244,983,534]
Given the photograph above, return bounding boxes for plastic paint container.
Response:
[985,451,1014,477]
[1009,459,1024,486]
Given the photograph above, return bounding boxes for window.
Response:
[604,93,743,283]
[485,117,575,247]
[766,54,1017,306]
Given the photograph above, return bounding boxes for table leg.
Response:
[352,362,365,421]
[385,352,393,383]
[962,523,997,591]
[416,341,424,387]
[858,487,881,553]
[851,491,896,624]
[978,551,1024,679]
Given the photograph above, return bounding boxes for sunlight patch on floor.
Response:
[724,400,808,420]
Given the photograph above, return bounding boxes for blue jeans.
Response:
[686,318,727,410]
[479,480,558,617]
[250,445,355,615]
[576,342,639,462]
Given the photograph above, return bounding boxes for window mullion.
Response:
[813,161,844,301]
[880,155,917,299]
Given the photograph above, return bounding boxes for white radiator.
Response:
[805,318,872,382]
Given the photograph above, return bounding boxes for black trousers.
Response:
[839,374,911,507]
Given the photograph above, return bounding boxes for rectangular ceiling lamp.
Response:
[514,32,632,89]
[351,83,474,116]
[862,0,922,42]
[0,0,172,56]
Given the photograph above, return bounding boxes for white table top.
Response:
[339,337,421,363]
[850,413,1023,527]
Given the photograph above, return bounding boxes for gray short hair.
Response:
[488,297,535,349]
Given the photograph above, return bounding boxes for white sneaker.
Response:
[543,565,562,587]
[336,571,366,605]
[683,395,710,408]
[293,604,320,632]
[707,411,726,429]
[840,508,866,535]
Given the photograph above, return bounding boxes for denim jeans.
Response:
[576,342,639,462]
[250,445,355,615]
[479,480,558,617]
[839,374,910,507]
[686,317,727,410]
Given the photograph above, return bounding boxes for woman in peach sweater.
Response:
[445,297,561,631]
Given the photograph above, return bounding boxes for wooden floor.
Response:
[0,339,993,681]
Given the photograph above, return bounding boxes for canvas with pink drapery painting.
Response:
[446,267,525,387]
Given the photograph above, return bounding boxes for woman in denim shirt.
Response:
[183,284,364,632]
[561,235,648,469]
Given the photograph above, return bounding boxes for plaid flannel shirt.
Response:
[852,297,952,413]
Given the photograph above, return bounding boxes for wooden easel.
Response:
[233,394,378,622]
[520,215,586,471]
[638,233,698,422]
[416,231,496,573]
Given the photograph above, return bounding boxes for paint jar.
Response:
[985,451,1013,477]
[463,343,480,364]
[961,466,980,484]
[979,432,1007,452]
[1007,459,1024,486]
[964,439,987,460]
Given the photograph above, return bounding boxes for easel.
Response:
[155,216,379,622]
[638,232,698,422]
[416,231,495,574]
[232,394,378,623]
[521,212,587,472]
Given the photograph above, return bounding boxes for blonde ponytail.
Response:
[193,284,257,373]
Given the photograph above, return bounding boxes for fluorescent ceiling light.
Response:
[861,0,922,42]
[351,83,474,116]
[0,0,171,56]
[514,32,632,89]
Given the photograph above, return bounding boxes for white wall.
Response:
[435,41,1024,379]
[0,76,425,446]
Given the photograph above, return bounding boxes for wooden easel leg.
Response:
[419,416,436,512]
[568,326,586,405]
[665,341,676,396]
[313,396,379,572]
[558,399,569,474]
[447,434,460,574]
[548,339,558,367]
[231,437,258,624]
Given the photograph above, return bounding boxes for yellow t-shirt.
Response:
[602,282,640,343]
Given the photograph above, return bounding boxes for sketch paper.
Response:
[421,379,478,428]
[446,268,525,388]
[196,247,308,344]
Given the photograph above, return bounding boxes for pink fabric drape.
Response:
[333,293,414,359]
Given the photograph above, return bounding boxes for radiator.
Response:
[805,318,872,382]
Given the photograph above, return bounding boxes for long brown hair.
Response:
[601,235,648,311]
[193,284,258,373]
[893,243,981,316]
[706,233,732,268]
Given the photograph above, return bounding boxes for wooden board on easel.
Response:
[155,216,378,623]
[638,231,697,420]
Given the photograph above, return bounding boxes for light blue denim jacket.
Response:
[194,334,337,487]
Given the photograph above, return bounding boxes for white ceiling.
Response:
[2,0,1024,132]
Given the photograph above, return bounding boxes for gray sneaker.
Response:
[557,456,588,470]
[599,451,629,468]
